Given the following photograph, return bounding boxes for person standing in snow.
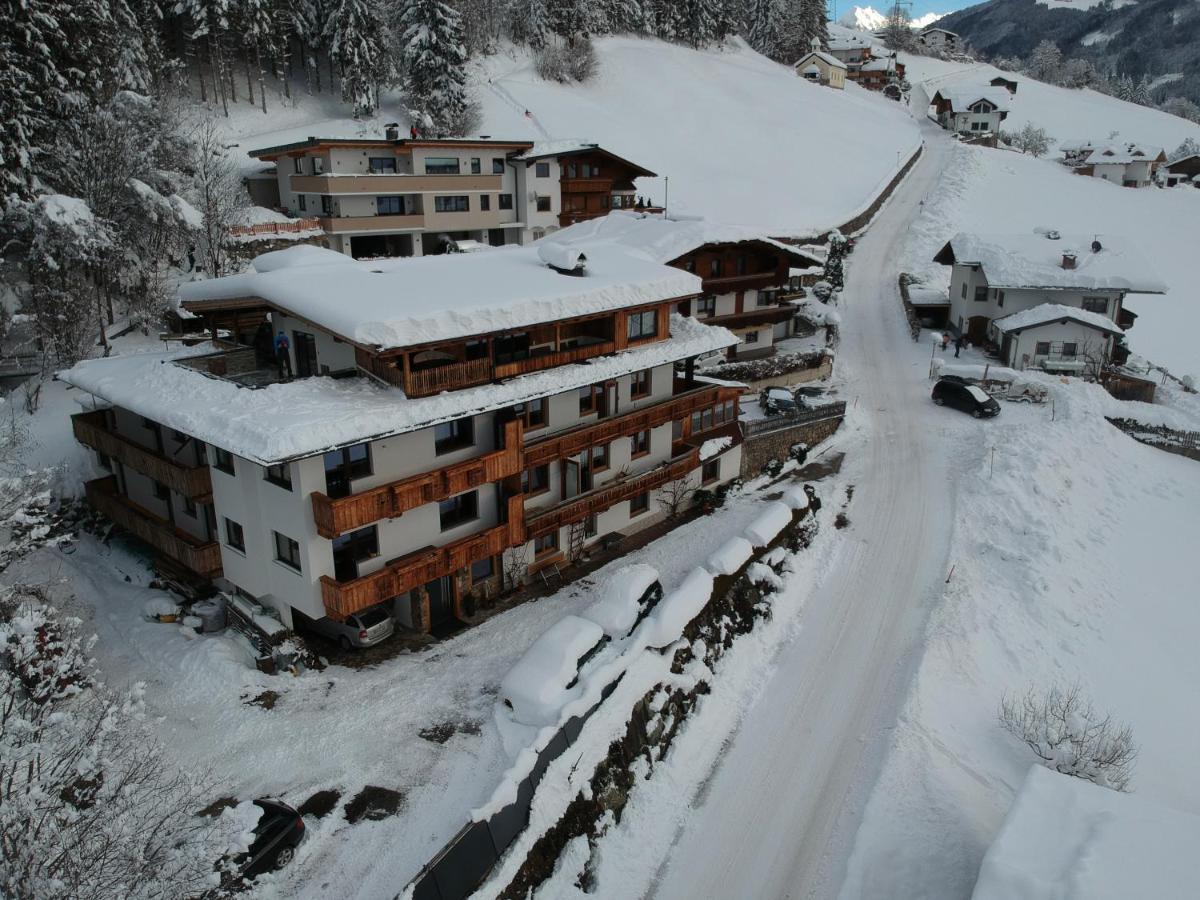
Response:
[274,331,292,380]
[954,335,965,358]
[941,332,951,352]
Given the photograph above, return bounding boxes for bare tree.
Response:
[657,476,696,519]
[190,118,247,279]
[999,683,1138,792]
[502,544,531,592]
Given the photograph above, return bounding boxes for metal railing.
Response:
[742,401,847,438]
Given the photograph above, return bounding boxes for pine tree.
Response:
[681,0,720,47]
[823,229,847,292]
[548,0,593,46]
[327,0,389,116]
[746,0,785,59]
[1027,40,1062,85]
[399,0,471,136]
[601,0,644,34]
[1132,75,1152,107]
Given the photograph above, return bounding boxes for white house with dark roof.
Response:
[929,88,1009,136]
[793,41,847,89]
[918,26,960,54]
[1075,143,1166,188]
[933,231,1168,371]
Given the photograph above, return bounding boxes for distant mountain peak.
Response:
[838,6,945,31]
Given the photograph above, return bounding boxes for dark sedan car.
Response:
[931,379,1001,418]
[242,799,305,877]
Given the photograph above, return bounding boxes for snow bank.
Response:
[498,615,605,727]
[582,564,661,638]
[221,800,264,856]
[743,502,793,548]
[699,436,733,462]
[973,765,1200,900]
[781,485,810,511]
[706,537,754,576]
[640,568,715,649]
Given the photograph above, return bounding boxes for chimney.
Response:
[1061,252,1077,270]
[384,123,399,141]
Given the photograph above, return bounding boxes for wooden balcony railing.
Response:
[72,412,212,501]
[525,448,702,540]
[524,385,737,468]
[320,495,525,621]
[701,272,781,292]
[84,477,222,578]
[405,357,492,397]
[311,420,525,538]
[493,341,616,381]
[705,306,797,330]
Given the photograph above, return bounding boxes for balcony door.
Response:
[293,331,318,377]
[426,575,456,632]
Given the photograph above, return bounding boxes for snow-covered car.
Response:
[1004,380,1049,404]
[308,605,394,650]
[932,379,1000,418]
[237,799,305,878]
[499,615,606,727]
[580,564,663,639]
[759,386,799,415]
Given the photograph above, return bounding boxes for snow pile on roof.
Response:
[993,302,1125,335]
[537,242,586,272]
[706,537,754,575]
[908,286,949,306]
[827,32,873,50]
[513,140,600,160]
[973,765,1200,900]
[640,568,715,649]
[743,502,793,547]
[794,50,847,70]
[699,436,733,461]
[544,211,821,268]
[861,58,896,72]
[582,565,660,638]
[180,242,699,350]
[1083,143,1164,165]
[59,314,734,465]
[933,88,1010,112]
[499,616,604,727]
[938,232,1168,293]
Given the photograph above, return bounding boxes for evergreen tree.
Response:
[746,0,785,59]
[1132,75,1152,107]
[602,0,645,34]
[823,230,847,293]
[398,0,470,135]
[511,0,552,49]
[547,0,593,45]
[327,0,389,116]
[681,0,720,46]
[1027,40,1062,84]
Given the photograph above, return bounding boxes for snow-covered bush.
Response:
[762,458,783,478]
[0,468,71,572]
[999,683,1138,792]
[789,442,809,464]
[535,39,597,84]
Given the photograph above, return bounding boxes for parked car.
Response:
[759,386,799,415]
[241,799,305,877]
[499,615,607,727]
[310,605,395,650]
[931,379,1001,418]
[581,564,664,639]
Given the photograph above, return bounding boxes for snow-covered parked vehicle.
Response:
[498,615,607,728]
[580,564,664,639]
[759,386,799,415]
[229,798,305,878]
[1002,379,1049,404]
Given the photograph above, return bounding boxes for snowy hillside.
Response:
[839,6,944,30]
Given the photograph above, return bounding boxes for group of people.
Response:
[940,331,967,358]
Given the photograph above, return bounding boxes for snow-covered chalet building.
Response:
[933,232,1168,371]
[929,88,1009,137]
[248,135,659,259]
[918,26,960,55]
[1060,141,1166,188]
[61,244,743,635]
[543,211,825,361]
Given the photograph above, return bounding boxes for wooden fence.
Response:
[228,218,321,238]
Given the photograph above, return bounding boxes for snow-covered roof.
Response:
[542,211,822,269]
[992,303,1125,335]
[934,232,1168,294]
[1083,143,1165,165]
[973,766,1200,900]
[1166,152,1200,168]
[794,50,847,70]
[931,88,1010,112]
[1059,139,1097,154]
[802,64,821,76]
[826,34,872,51]
[58,314,735,465]
[919,26,958,36]
[511,141,656,176]
[179,242,699,351]
[860,58,896,72]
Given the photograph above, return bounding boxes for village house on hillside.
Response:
[1163,151,1200,187]
[933,231,1168,372]
[822,34,904,92]
[929,88,1010,139]
[918,26,960,55]
[544,212,824,361]
[61,243,744,637]
[988,75,1018,95]
[1060,141,1166,188]
[247,135,658,259]
[794,39,847,89]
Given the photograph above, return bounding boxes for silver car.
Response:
[312,605,395,650]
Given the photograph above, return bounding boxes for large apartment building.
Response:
[62,243,742,635]
[250,136,658,260]
[544,212,824,360]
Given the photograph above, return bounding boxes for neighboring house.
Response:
[793,44,847,89]
[1059,139,1097,167]
[60,243,744,635]
[929,88,1009,135]
[858,54,906,91]
[1071,143,1166,187]
[933,231,1168,371]
[826,33,873,68]
[544,211,824,361]
[1163,152,1200,187]
[918,26,959,54]
[249,135,657,259]
[988,75,1018,95]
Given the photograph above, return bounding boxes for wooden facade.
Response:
[547,149,657,227]
[85,476,222,578]
[670,242,794,298]
[72,411,213,501]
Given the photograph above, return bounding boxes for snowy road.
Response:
[648,126,959,900]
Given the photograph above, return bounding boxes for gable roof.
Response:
[513,141,656,177]
[794,50,848,70]
[248,136,534,160]
[920,26,958,37]
[931,88,1010,112]
[1166,152,1200,168]
[1083,143,1166,165]
[992,303,1124,336]
[933,232,1168,294]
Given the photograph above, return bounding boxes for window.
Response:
[702,459,720,485]
[600,194,609,210]
[630,369,652,399]
[332,525,378,581]
[534,530,558,556]
[434,417,474,455]
[480,194,491,211]
[425,156,461,175]
[535,162,550,178]
[465,339,488,360]
[710,259,723,277]
[630,429,651,458]
[183,496,197,518]
[214,447,235,475]
[499,193,513,210]
[584,514,598,538]
[434,195,470,213]
[579,384,600,415]
[492,158,505,174]
[313,156,325,174]
[439,491,478,531]
[1082,296,1108,314]
[1035,341,1051,356]
[736,255,747,275]
[974,286,988,303]
[293,157,303,174]
[224,518,245,552]
[743,330,759,344]
[470,157,481,174]
[630,492,650,516]
[757,290,777,307]
[567,163,577,178]
[1061,342,1078,358]
[376,196,405,215]
[536,195,551,212]
[696,296,716,316]
[591,443,609,471]
[961,282,967,299]
[997,290,1005,308]
[298,194,307,211]
[274,531,302,571]
[324,443,371,498]
[471,555,495,584]
[626,309,658,341]
[513,397,547,430]
[522,464,550,495]
[264,462,292,490]
[369,157,397,174]
[321,195,333,215]
[152,480,169,502]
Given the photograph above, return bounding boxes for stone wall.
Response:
[740,415,843,477]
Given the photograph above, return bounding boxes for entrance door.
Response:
[967,316,989,343]
[488,228,505,247]
[426,575,456,630]
[293,332,318,377]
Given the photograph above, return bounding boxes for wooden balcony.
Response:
[84,476,222,578]
[320,495,525,621]
[311,420,525,538]
[525,448,702,540]
[701,272,781,292]
[493,340,616,381]
[524,384,737,468]
[705,305,797,331]
[319,214,425,233]
[72,412,212,501]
